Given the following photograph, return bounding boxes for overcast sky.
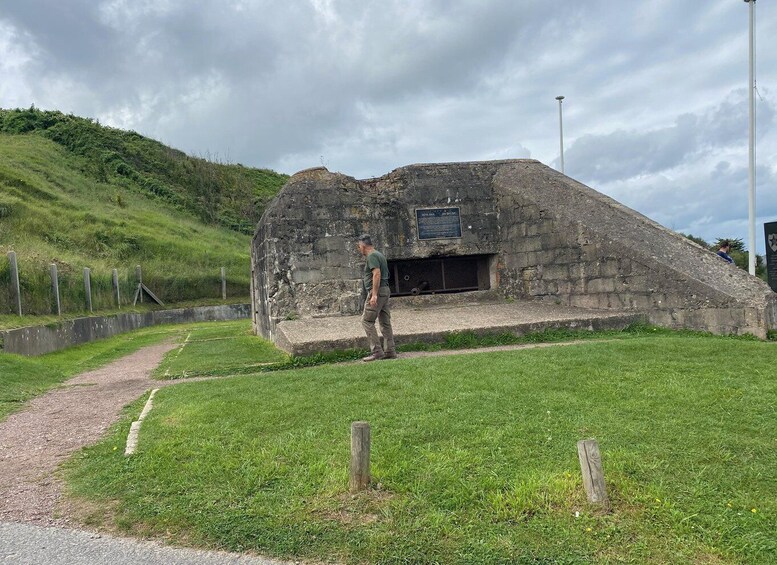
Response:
[1,0,775,253]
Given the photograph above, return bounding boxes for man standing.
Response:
[717,240,734,264]
[357,234,396,361]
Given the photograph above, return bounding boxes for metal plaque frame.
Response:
[416,207,462,240]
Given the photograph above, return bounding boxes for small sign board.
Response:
[416,207,462,240]
[765,221,777,292]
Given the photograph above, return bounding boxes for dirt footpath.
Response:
[0,342,178,526]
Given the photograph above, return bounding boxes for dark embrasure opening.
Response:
[387,254,493,296]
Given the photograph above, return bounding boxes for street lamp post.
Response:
[745,0,756,275]
[556,95,565,174]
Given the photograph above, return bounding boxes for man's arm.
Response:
[370,267,381,306]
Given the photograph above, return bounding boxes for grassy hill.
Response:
[0,107,288,316]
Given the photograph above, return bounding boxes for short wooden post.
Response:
[50,263,61,316]
[221,267,227,300]
[350,421,371,493]
[136,265,143,303]
[577,439,608,507]
[112,268,120,308]
[83,267,93,312]
[8,251,22,316]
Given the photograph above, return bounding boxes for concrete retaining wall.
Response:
[0,304,251,357]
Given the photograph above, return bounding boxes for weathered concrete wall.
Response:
[251,165,501,341]
[252,160,777,340]
[492,164,777,336]
[0,304,250,357]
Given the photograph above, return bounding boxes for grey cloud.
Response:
[599,160,777,253]
[564,92,775,185]
[1,1,119,73]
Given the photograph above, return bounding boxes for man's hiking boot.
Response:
[362,353,385,362]
[383,352,398,359]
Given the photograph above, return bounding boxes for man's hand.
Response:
[369,267,381,307]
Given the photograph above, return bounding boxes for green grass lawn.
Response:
[64,333,777,564]
[154,321,288,379]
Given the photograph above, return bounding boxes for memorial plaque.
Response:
[765,221,777,292]
[416,207,462,240]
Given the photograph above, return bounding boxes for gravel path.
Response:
[0,521,291,565]
[0,342,178,526]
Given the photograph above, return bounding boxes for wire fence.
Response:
[1,252,248,316]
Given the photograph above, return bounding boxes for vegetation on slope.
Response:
[0,107,287,233]
[0,107,288,314]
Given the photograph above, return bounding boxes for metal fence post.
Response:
[112,268,120,308]
[83,267,93,313]
[50,263,61,316]
[136,265,143,303]
[8,251,22,316]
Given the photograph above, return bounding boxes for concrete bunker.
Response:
[251,159,777,346]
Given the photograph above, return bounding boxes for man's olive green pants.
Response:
[361,286,395,356]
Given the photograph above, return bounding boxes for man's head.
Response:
[357,234,373,256]
[720,240,731,252]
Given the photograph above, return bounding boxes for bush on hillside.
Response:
[0,107,288,234]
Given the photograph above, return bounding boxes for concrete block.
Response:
[313,236,348,254]
[556,280,573,295]
[542,264,569,280]
[604,293,627,309]
[516,237,544,253]
[291,269,323,284]
[521,267,538,281]
[600,259,621,277]
[625,275,649,289]
[587,278,616,294]
[504,253,530,270]
[552,247,581,264]
[569,294,601,309]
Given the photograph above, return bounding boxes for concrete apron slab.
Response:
[275,300,645,356]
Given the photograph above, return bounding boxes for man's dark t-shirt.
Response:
[717,250,734,264]
[364,250,390,291]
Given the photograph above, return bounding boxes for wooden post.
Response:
[50,263,61,316]
[221,267,227,300]
[112,268,120,308]
[577,439,608,507]
[136,265,143,303]
[350,421,371,493]
[8,251,22,316]
[83,267,93,313]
